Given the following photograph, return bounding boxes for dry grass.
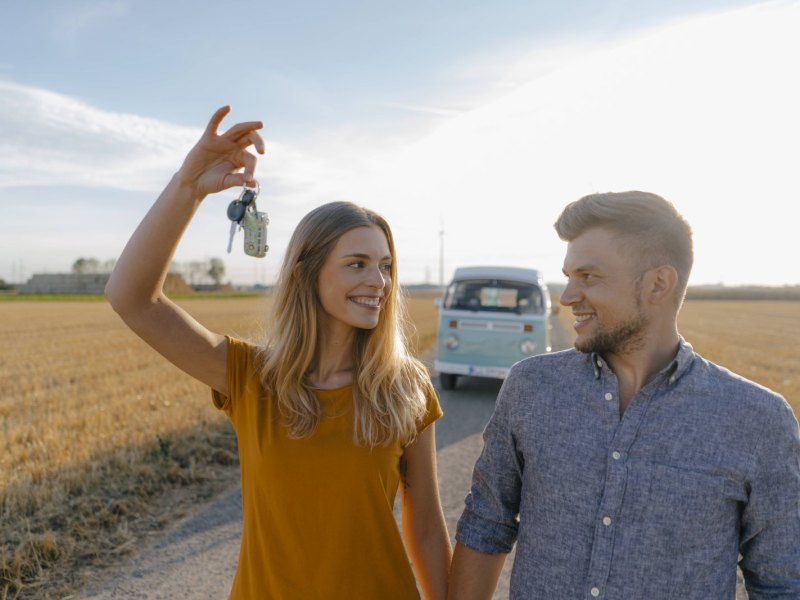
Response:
[677,301,799,415]
[1,297,265,599]
[0,292,440,599]
[555,300,799,416]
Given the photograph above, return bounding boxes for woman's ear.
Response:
[292,261,302,280]
[644,265,678,305]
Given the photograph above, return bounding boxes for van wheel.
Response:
[440,373,458,390]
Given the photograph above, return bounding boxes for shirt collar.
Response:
[590,337,695,385]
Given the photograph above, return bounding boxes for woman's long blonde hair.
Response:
[256,201,433,447]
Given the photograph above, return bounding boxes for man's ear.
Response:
[644,265,678,305]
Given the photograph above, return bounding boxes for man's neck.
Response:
[605,331,681,415]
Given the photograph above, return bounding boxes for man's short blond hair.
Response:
[554,191,694,302]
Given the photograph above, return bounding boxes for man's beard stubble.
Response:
[574,308,649,357]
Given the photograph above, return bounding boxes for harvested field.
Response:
[678,301,799,415]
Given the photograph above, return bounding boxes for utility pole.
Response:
[438,217,445,288]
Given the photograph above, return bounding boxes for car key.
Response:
[227,199,246,223]
[227,220,238,253]
[226,199,246,254]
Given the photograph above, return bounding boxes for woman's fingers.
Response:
[202,106,264,153]
[235,131,266,154]
[205,106,232,136]
[240,151,258,186]
[223,120,264,142]
[222,171,255,189]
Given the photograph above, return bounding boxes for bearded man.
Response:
[448,191,800,600]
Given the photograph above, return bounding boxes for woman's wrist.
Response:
[170,171,208,205]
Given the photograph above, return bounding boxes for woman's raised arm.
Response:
[105,106,265,396]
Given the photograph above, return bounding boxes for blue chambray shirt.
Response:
[456,339,800,599]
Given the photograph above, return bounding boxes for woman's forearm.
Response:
[105,174,203,313]
[403,507,452,600]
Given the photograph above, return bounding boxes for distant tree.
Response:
[186,261,208,285]
[72,257,101,274]
[208,258,226,286]
[102,258,117,273]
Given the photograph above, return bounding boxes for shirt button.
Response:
[604,392,613,401]
[669,375,676,384]
[612,451,621,460]
[602,516,612,526]
[596,360,603,368]
[591,587,601,597]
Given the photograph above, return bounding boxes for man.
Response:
[448,191,800,599]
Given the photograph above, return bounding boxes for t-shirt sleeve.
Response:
[211,335,259,422]
[416,386,443,434]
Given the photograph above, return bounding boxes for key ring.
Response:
[240,182,260,207]
[228,182,261,224]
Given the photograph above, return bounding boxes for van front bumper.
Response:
[434,360,510,380]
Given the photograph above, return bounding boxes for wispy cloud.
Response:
[384,102,465,117]
[0,80,201,191]
[0,80,357,202]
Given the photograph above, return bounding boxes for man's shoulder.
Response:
[690,352,791,420]
[513,347,585,369]
[507,348,588,383]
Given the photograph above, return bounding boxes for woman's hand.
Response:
[176,105,265,198]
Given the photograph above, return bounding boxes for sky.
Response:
[1,0,798,287]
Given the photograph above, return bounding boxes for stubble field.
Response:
[1,294,798,599]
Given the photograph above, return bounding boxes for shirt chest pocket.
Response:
[625,460,748,540]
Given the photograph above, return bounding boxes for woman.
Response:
[105,106,451,599]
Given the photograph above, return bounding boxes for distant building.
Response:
[191,283,235,293]
[19,273,192,295]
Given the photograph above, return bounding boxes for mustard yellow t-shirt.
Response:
[211,336,442,600]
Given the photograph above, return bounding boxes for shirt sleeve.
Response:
[455,368,523,554]
[416,386,443,434]
[739,396,800,598]
[211,335,258,425]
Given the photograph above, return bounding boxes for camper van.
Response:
[434,266,551,390]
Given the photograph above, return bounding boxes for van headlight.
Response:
[520,339,537,354]
[445,334,460,349]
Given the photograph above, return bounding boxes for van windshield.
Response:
[444,279,545,314]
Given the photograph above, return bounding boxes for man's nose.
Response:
[560,280,579,306]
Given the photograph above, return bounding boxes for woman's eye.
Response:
[380,263,392,272]
[349,261,365,268]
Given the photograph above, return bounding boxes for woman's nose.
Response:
[367,266,387,289]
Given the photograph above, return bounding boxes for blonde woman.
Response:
[106,107,451,599]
